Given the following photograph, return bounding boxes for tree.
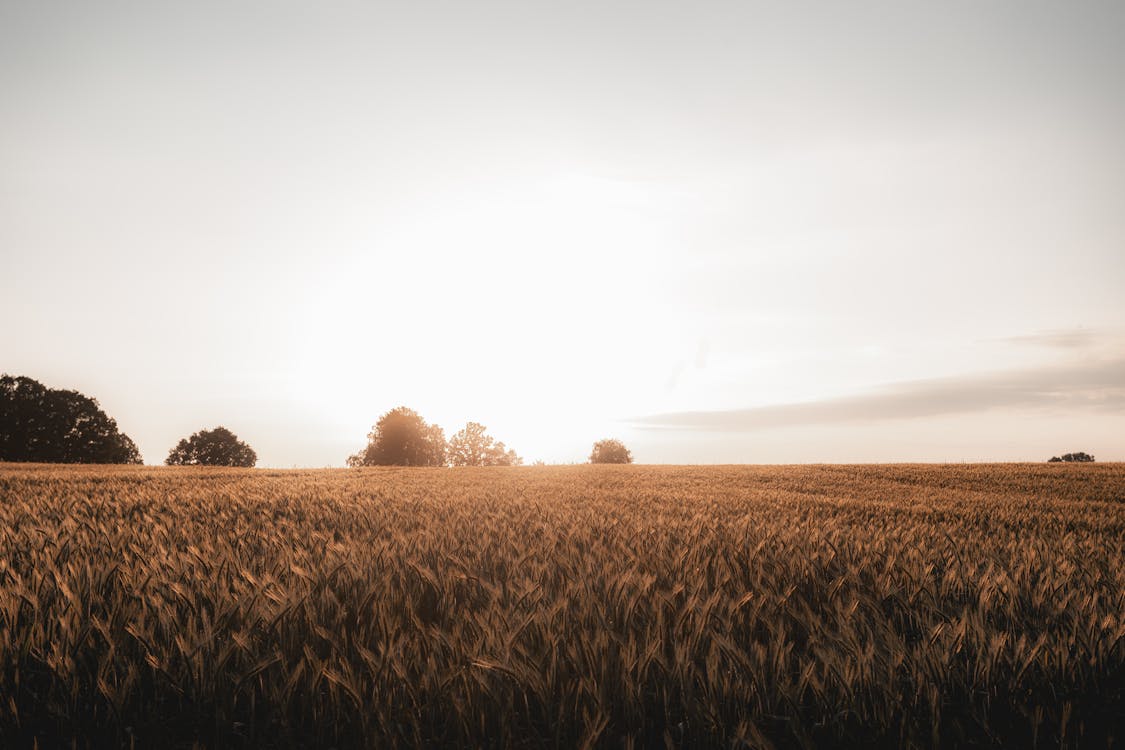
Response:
[165,426,257,467]
[589,438,633,464]
[348,407,446,467]
[0,374,142,464]
[448,422,523,466]
[491,444,523,467]
[1049,452,1095,463]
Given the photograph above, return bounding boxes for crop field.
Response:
[0,463,1123,748]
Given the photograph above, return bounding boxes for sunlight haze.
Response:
[2,0,1123,465]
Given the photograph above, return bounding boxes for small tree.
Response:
[490,444,522,467]
[589,438,633,464]
[348,407,446,467]
[1048,452,1095,463]
[448,422,523,466]
[0,374,142,464]
[165,427,257,467]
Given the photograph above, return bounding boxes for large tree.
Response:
[0,374,142,464]
[165,426,257,467]
[348,407,446,467]
[589,438,633,464]
[448,422,523,466]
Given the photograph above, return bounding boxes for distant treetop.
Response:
[448,422,522,466]
[0,374,142,464]
[348,407,446,467]
[589,438,633,464]
[166,426,257,467]
[1048,452,1095,463]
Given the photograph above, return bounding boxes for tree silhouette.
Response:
[589,438,633,464]
[0,375,142,464]
[165,426,257,467]
[1048,452,1095,463]
[348,407,446,467]
[448,422,523,466]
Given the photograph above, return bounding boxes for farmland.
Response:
[0,463,1123,748]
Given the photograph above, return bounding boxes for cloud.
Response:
[992,328,1098,349]
[631,358,1125,432]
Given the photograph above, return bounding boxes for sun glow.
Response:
[279,170,696,462]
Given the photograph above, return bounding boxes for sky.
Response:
[2,0,1123,466]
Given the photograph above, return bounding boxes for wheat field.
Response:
[0,463,1122,748]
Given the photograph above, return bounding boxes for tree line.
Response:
[1,375,636,467]
[8,374,1098,467]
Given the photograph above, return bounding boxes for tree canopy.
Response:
[165,426,257,467]
[448,422,522,466]
[348,407,446,467]
[589,438,633,464]
[1049,452,1095,463]
[0,375,142,464]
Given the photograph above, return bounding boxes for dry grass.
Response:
[0,463,1123,748]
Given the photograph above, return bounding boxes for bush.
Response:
[165,427,257,467]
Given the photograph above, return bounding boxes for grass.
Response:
[0,462,1123,747]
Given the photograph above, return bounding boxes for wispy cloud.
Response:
[991,327,1099,350]
[631,358,1125,432]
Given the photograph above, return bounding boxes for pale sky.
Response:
[2,0,1123,465]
